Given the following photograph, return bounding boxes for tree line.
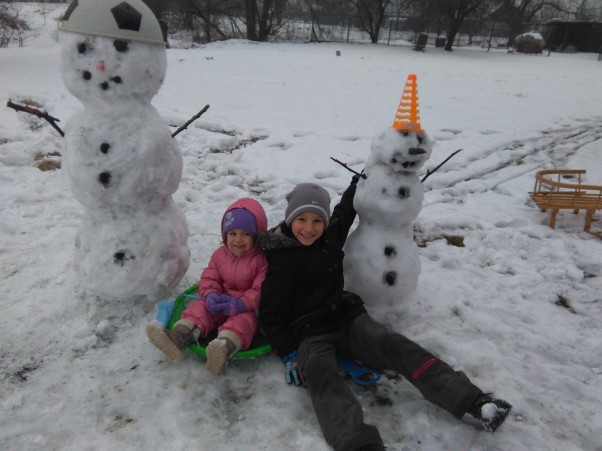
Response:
[2,0,600,49]
[146,0,601,50]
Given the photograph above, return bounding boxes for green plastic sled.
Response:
[168,284,272,360]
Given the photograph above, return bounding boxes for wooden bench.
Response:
[529,169,602,232]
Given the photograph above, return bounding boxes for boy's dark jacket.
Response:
[258,183,367,358]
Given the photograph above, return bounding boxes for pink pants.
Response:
[181,299,257,350]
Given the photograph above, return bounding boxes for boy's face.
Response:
[290,212,325,246]
[226,229,255,255]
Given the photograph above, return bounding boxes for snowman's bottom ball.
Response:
[74,205,189,301]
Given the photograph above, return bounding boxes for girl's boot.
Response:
[146,319,200,361]
[205,330,240,375]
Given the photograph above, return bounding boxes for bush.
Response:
[0,3,30,48]
[514,32,544,54]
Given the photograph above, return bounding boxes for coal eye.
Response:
[417,136,424,144]
[113,40,129,52]
[402,131,409,137]
[82,71,91,80]
[77,42,86,53]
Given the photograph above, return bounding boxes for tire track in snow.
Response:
[424,118,602,204]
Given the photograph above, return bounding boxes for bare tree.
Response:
[303,0,348,41]
[0,1,30,48]
[433,0,489,50]
[349,0,392,43]
[401,0,447,42]
[186,0,229,42]
[244,0,287,41]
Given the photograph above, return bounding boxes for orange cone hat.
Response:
[392,74,422,132]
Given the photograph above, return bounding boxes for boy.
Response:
[258,180,511,451]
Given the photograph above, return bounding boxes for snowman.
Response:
[58,0,189,301]
[344,74,433,305]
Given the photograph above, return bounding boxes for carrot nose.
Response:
[96,61,105,72]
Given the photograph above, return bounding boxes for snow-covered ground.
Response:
[1,3,602,450]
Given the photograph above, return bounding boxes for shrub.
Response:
[514,32,545,54]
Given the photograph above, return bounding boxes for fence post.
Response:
[346,17,351,43]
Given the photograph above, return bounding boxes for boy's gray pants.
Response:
[297,314,483,451]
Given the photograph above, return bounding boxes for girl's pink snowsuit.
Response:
[181,198,268,350]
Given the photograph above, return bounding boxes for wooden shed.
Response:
[542,21,602,53]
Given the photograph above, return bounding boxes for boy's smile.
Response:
[291,212,325,246]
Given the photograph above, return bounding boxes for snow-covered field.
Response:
[1,3,602,450]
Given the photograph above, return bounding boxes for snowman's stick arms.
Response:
[171,104,210,138]
[420,149,463,183]
[330,157,367,179]
[6,99,65,137]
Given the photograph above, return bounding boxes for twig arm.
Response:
[421,149,462,182]
[6,99,65,137]
[171,104,210,138]
[330,157,367,179]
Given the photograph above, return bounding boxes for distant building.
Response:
[542,21,602,53]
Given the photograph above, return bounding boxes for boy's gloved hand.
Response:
[281,350,306,386]
[217,294,247,316]
[351,169,365,185]
[205,292,223,315]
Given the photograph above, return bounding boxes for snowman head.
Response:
[368,127,433,173]
[58,0,166,105]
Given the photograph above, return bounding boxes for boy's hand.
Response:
[281,351,306,387]
[351,169,365,185]
[217,294,247,316]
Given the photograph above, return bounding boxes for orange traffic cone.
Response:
[392,74,422,132]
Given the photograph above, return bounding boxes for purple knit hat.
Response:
[222,208,258,238]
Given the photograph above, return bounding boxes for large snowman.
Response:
[58,0,189,301]
[344,74,433,305]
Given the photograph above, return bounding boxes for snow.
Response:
[2,3,602,450]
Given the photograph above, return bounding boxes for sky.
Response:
[1,3,602,450]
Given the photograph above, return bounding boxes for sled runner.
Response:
[157,284,273,360]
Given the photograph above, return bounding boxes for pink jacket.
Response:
[198,198,268,311]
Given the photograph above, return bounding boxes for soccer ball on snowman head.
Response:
[367,74,433,173]
[58,0,166,105]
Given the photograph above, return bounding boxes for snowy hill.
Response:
[1,3,602,450]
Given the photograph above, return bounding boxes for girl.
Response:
[258,179,512,451]
[147,197,268,375]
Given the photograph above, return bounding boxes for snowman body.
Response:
[58,1,189,301]
[344,127,433,305]
[63,105,181,212]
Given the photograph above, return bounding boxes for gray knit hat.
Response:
[285,183,331,227]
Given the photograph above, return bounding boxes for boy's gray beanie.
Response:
[285,183,331,228]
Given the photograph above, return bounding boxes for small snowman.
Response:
[58,0,189,301]
[344,74,433,305]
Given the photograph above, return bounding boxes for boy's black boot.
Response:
[467,394,513,432]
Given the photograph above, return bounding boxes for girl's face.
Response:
[226,229,255,255]
[291,212,325,246]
